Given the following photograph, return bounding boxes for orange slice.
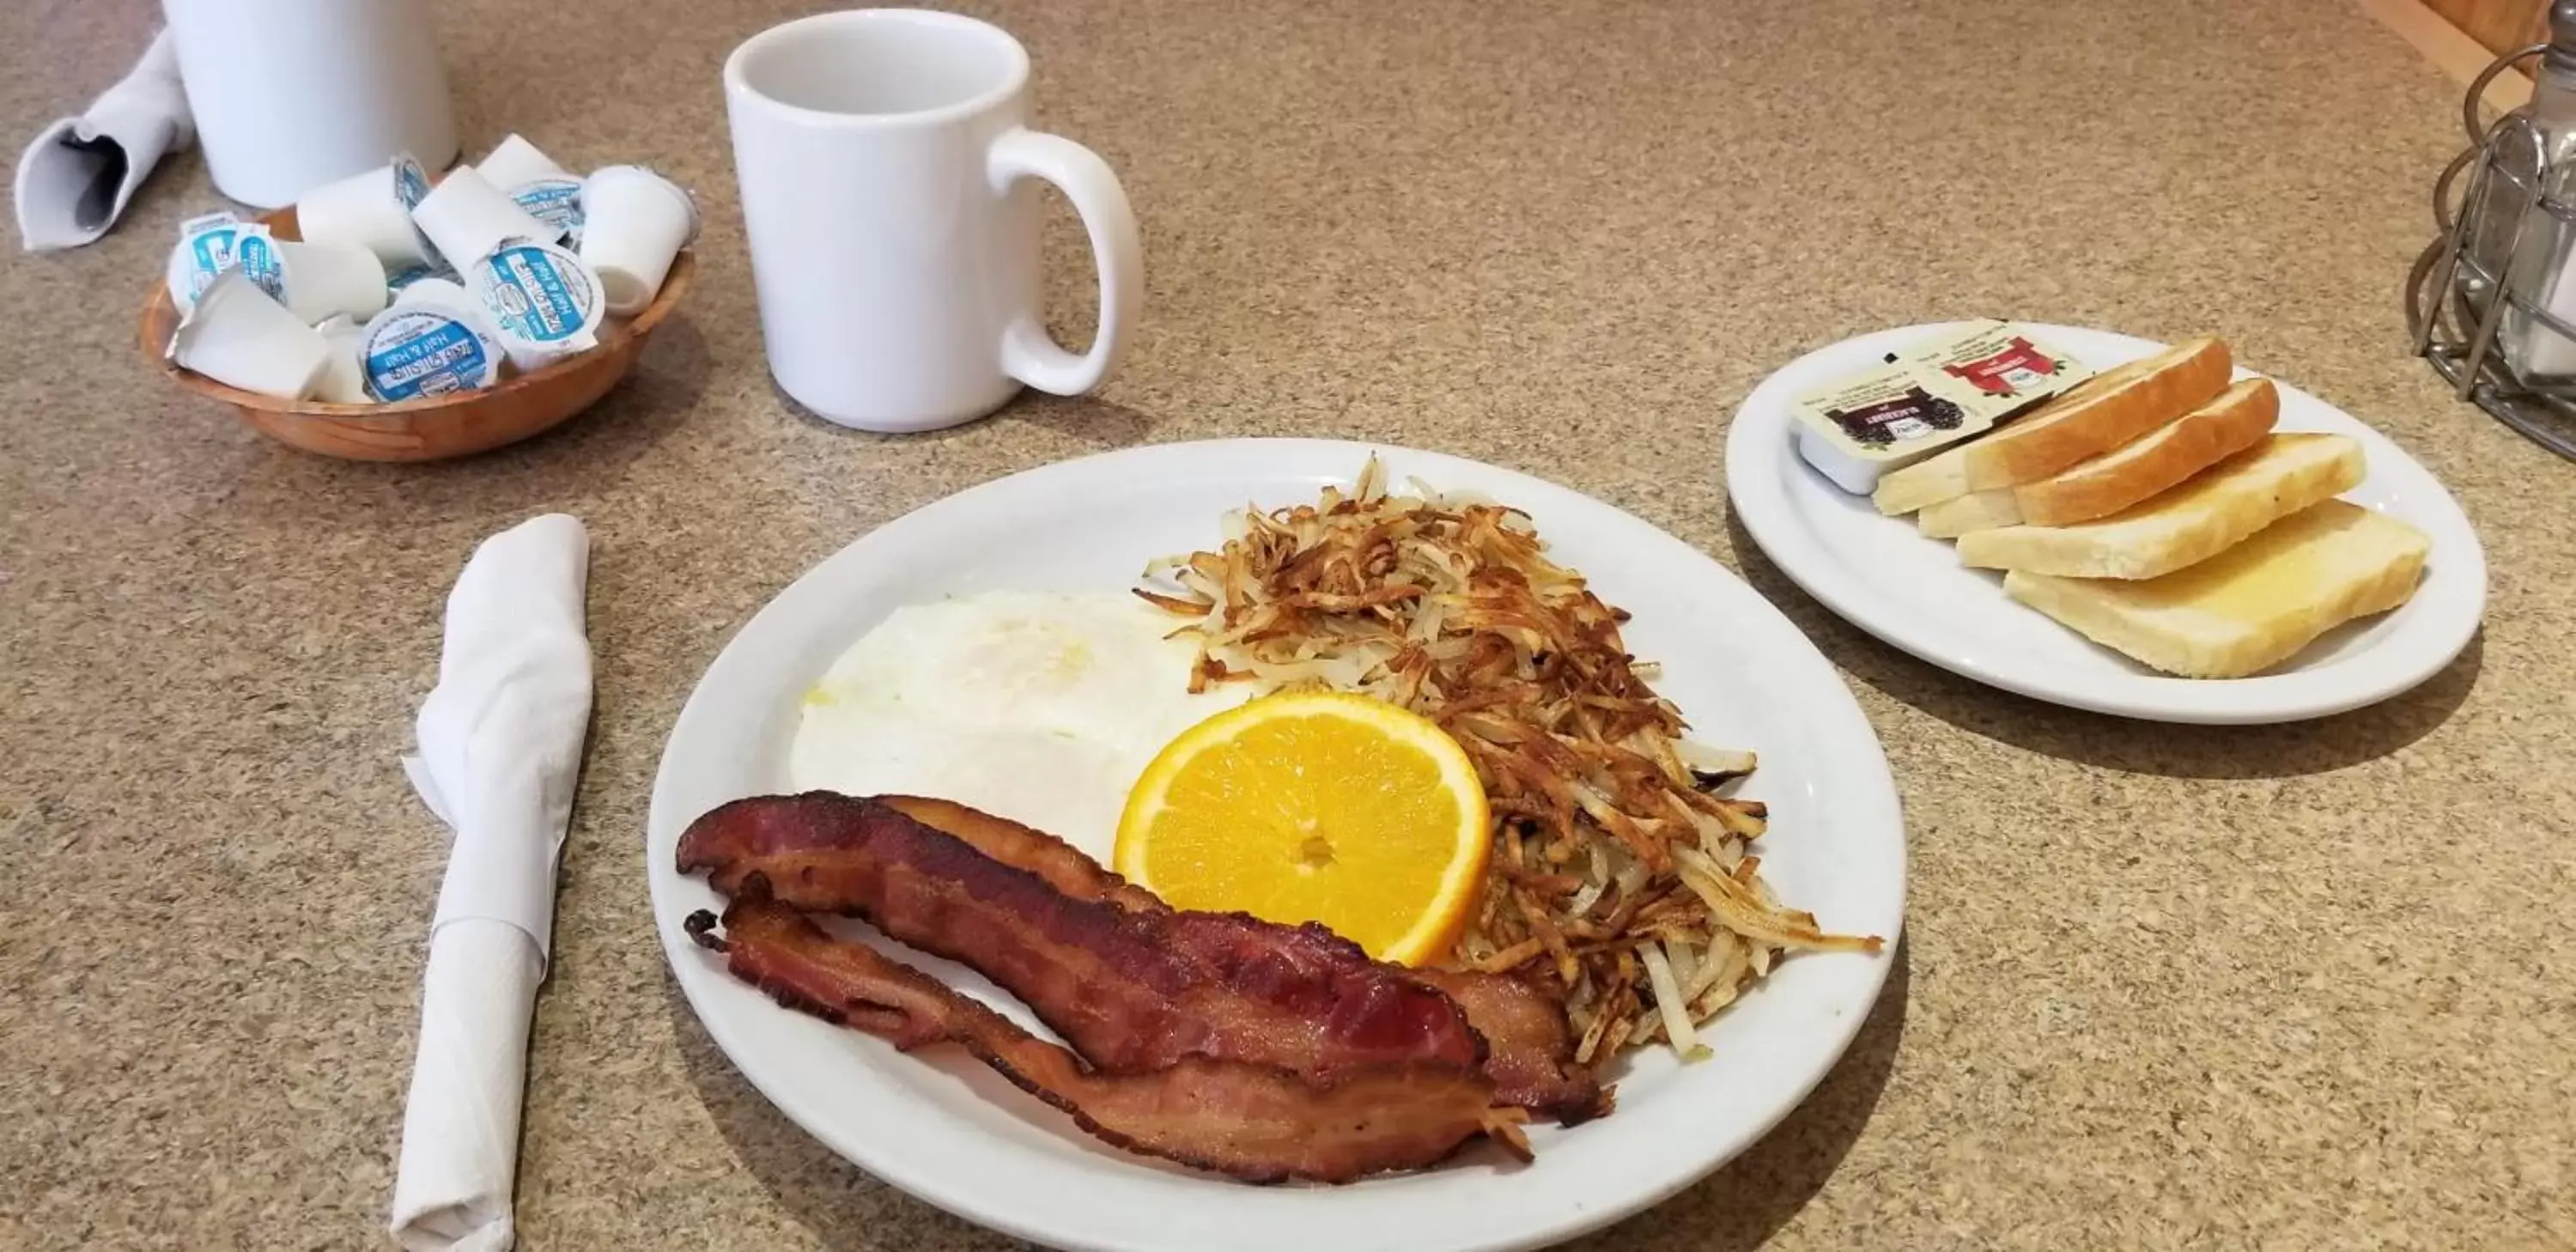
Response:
[1114,691,1489,964]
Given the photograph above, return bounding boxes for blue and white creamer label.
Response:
[386,262,453,292]
[232,232,283,300]
[362,309,494,401]
[184,219,285,301]
[394,154,431,210]
[477,244,595,343]
[509,179,585,244]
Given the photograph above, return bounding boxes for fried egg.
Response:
[787,591,1253,860]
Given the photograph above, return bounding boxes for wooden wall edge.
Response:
[2363,0,2537,117]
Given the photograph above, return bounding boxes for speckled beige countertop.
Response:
[3,0,2571,1248]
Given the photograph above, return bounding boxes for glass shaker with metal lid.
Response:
[2466,0,2576,383]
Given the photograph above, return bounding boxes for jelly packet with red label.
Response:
[1789,320,2093,494]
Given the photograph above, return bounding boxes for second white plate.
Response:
[1724,323,2487,724]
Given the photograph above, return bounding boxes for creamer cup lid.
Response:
[389,280,507,353]
[507,177,586,244]
[360,305,501,401]
[167,214,232,311]
[175,217,286,303]
[467,239,603,352]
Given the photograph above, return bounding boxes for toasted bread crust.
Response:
[2012,377,2280,526]
[1874,337,2233,514]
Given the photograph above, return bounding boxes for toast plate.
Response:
[1724,323,2487,725]
[650,439,1906,1252]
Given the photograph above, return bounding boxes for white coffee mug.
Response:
[724,9,1142,432]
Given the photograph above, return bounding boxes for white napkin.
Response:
[390,515,593,1252]
[13,29,194,252]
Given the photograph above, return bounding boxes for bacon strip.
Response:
[1410,968,1610,1123]
[884,795,1608,1122]
[679,793,1608,1123]
[877,796,1169,912]
[677,793,1488,1079]
[689,884,1505,1183]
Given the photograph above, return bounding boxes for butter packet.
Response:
[1789,321,2093,495]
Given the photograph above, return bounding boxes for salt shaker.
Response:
[162,0,459,209]
[2470,1,2576,381]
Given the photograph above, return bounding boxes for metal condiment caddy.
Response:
[2409,32,2576,461]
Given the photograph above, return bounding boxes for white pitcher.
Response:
[163,0,459,209]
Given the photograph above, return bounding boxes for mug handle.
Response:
[986,129,1142,396]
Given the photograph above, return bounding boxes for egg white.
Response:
[787,591,1252,861]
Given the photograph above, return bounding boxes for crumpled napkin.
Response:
[389,515,593,1252]
[14,29,194,252]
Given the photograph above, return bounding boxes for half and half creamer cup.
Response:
[276,240,389,325]
[411,166,554,275]
[164,213,286,315]
[578,165,696,316]
[161,211,239,311]
[359,302,504,401]
[313,314,374,404]
[475,134,569,189]
[466,239,604,372]
[393,276,478,310]
[386,261,456,294]
[295,154,433,270]
[507,177,585,246]
[392,277,511,355]
[167,268,333,400]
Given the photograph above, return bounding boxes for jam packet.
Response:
[1790,321,2093,495]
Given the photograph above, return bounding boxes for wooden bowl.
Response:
[140,203,694,462]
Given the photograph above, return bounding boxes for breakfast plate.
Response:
[649,439,1907,1252]
[1724,323,2487,724]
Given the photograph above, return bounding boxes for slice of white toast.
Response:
[1917,377,2281,538]
[1873,336,2233,515]
[1954,433,2364,580]
[2001,500,2429,678]
[1917,489,2027,538]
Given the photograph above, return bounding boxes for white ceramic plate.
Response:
[1725,323,2487,724]
[649,439,1907,1252]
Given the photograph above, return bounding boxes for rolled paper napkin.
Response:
[14,29,194,252]
[390,514,593,1252]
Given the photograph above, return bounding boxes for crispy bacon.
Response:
[678,793,1607,1123]
[1410,968,1610,1123]
[689,884,1507,1183]
[880,795,1608,1123]
[876,796,1168,913]
[677,793,1487,1079]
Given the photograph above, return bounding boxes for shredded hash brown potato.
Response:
[1137,459,1883,1067]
